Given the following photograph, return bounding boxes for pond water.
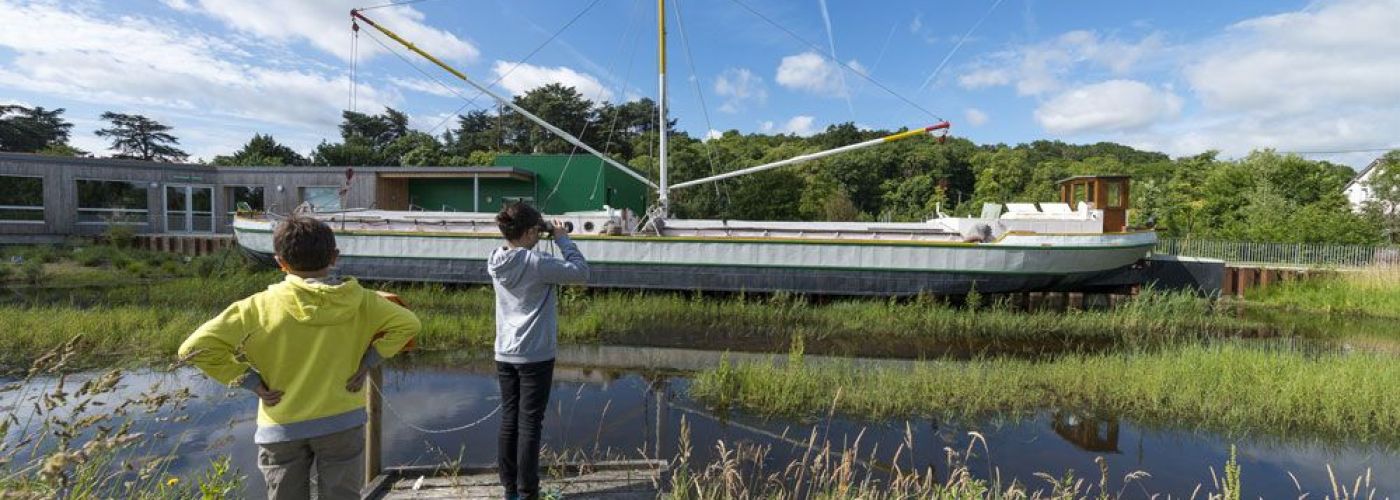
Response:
[2,345,1395,498]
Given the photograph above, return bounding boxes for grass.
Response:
[690,343,1400,444]
[665,417,1381,499]
[1247,266,1400,318]
[2,271,1294,370]
[0,340,245,499]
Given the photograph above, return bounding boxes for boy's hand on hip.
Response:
[253,384,283,407]
[347,367,370,392]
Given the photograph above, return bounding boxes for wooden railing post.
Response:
[365,365,383,486]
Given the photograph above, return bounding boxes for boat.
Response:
[233,5,1156,296]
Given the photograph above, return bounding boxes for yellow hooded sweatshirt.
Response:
[178,274,420,443]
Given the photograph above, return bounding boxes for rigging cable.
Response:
[917,0,1006,92]
[671,0,724,195]
[590,0,649,202]
[356,0,441,12]
[419,0,607,136]
[543,0,645,210]
[727,0,944,123]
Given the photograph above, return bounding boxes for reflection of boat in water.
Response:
[1052,411,1121,453]
[235,6,1156,295]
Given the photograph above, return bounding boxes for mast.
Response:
[657,0,670,216]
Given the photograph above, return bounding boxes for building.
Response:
[1344,156,1388,213]
[0,152,650,242]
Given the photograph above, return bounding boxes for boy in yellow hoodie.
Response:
[178,215,420,500]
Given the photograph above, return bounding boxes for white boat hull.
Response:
[234,215,1155,295]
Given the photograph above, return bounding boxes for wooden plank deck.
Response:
[370,460,667,500]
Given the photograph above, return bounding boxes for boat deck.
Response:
[369,461,666,499]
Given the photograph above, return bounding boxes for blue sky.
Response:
[2,0,1396,168]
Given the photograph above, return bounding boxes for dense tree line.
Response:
[3,89,1395,243]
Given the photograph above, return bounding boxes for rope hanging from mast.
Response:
[349,8,657,189]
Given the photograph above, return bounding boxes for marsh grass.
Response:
[0,337,244,498]
[1248,266,1400,318]
[1,277,1286,371]
[690,343,1400,444]
[664,416,1381,499]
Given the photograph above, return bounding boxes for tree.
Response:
[0,105,74,153]
[211,134,307,166]
[95,112,187,162]
[1362,150,1400,241]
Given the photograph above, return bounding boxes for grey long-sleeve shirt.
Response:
[487,232,590,364]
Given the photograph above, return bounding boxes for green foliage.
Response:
[95,112,187,162]
[104,223,137,248]
[0,104,73,152]
[210,133,307,166]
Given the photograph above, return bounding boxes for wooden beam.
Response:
[365,365,383,486]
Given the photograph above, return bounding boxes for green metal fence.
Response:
[1155,239,1400,268]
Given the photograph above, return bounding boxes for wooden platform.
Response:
[368,461,667,499]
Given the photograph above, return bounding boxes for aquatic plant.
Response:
[1247,266,1400,318]
[690,343,1400,444]
[663,416,1381,499]
[0,338,245,498]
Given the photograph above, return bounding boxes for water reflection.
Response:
[1051,411,1121,453]
[2,357,1396,498]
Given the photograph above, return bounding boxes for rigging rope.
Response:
[591,0,648,202]
[356,0,440,12]
[671,0,723,195]
[917,0,1006,92]
[544,0,645,210]
[420,0,607,136]
[370,375,502,434]
[727,0,944,123]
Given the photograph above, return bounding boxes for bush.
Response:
[104,224,137,248]
[74,246,132,268]
[21,261,45,284]
[122,260,150,277]
[0,264,11,281]
[159,260,182,276]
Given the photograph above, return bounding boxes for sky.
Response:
[1,0,1397,168]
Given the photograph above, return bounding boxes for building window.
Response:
[300,186,341,211]
[225,186,265,222]
[76,179,149,224]
[0,175,44,222]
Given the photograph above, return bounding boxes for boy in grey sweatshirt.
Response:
[487,203,589,500]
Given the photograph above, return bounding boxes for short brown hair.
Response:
[274,215,337,271]
[496,202,543,241]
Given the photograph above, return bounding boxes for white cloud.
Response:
[703,129,723,141]
[1133,0,1400,164]
[964,108,989,127]
[1185,0,1400,115]
[177,0,479,63]
[779,115,818,136]
[491,61,615,103]
[775,52,859,97]
[714,68,767,114]
[958,30,1164,96]
[389,77,459,98]
[758,120,775,133]
[0,2,392,130]
[1034,80,1181,134]
[159,0,196,12]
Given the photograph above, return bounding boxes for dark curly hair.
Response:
[496,202,543,241]
[273,215,337,271]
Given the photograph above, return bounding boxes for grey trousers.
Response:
[257,425,364,500]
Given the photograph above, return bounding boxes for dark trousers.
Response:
[497,359,554,499]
